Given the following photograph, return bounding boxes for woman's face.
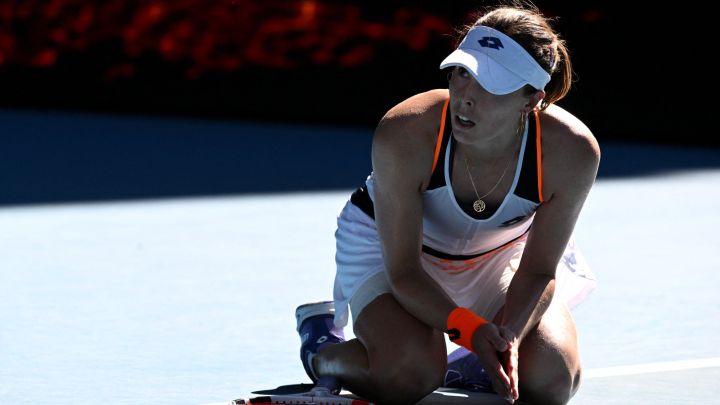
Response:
[447,67,537,142]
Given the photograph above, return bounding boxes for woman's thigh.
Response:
[494,300,581,404]
[352,292,447,404]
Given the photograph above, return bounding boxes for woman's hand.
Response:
[499,326,520,402]
[471,323,516,403]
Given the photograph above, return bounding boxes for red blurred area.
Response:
[0,0,450,79]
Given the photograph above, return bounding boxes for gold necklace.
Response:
[462,149,514,213]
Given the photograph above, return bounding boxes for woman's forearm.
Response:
[388,269,458,332]
[501,271,555,341]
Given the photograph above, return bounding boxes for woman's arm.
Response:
[501,105,600,341]
[371,91,459,331]
[497,106,600,400]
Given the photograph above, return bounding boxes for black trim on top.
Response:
[421,228,530,260]
[514,113,541,203]
[350,183,375,219]
[352,100,453,218]
[351,112,541,223]
[427,104,454,190]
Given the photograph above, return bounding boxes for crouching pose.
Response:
[296,4,599,404]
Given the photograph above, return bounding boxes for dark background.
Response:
[1,0,718,205]
[1,0,714,144]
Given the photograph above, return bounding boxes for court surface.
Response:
[1,112,719,404]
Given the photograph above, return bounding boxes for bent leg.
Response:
[495,300,582,405]
[315,293,447,404]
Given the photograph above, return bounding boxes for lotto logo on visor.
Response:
[440,25,550,95]
[478,36,503,50]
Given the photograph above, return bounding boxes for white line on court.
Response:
[584,357,720,379]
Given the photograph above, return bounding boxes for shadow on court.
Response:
[1,109,719,206]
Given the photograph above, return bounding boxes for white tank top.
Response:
[350,99,544,259]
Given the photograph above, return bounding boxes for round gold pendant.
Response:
[473,199,486,213]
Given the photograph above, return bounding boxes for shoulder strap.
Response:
[534,111,544,203]
[427,98,452,190]
[513,112,542,204]
[431,98,450,174]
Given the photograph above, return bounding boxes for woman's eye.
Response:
[457,67,470,78]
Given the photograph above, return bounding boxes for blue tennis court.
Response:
[1,111,718,404]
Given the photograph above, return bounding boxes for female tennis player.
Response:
[296,4,599,404]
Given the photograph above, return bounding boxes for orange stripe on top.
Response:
[534,111,544,203]
[431,98,450,174]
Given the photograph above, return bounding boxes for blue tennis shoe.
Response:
[444,346,494,393]
[295,301,345,392]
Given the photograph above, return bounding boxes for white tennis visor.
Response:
[440,25,551,95]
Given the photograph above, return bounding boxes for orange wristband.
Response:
[446,307,488,351]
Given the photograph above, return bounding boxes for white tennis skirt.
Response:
[332,201,597,329]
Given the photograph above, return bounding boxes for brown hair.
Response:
[457,3,572,110]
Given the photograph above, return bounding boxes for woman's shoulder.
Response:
[537,104,600,196]
[389,88,449,114]
[371,89,449,186]
[373,89,448,153]
[377,89,448,136]
[538,104,600,163]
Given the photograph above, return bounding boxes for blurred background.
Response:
[2,3,719,404]
[1,0,718,204]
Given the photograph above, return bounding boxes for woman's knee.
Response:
[519,366,577,405]
[354,294,447,403]
[365,328,446,402]
[518,302,581,404]
[372,365,446,404]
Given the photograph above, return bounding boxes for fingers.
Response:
[480,323,510,352]
[487,358,514,403]
[473,325,513,402]
[498,326,517,343]
[497,326,520,401]
[475,346,511,401]
[503,348,520,402]
[474,324,520,403]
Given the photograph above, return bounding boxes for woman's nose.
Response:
[459,88,475,108]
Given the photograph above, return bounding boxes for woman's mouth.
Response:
[455,114,476,128]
